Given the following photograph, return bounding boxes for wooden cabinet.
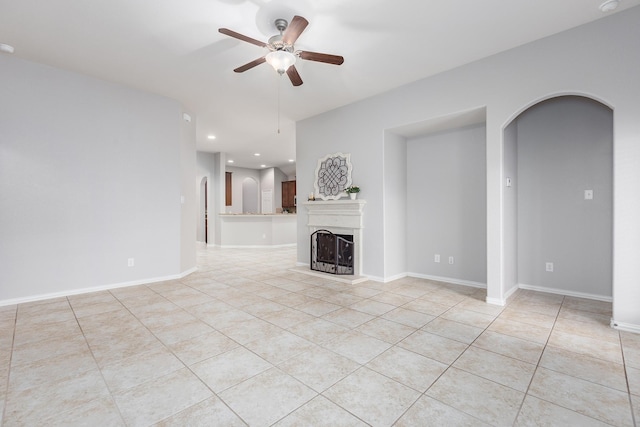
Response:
[225,172,232,206]
[282,180,296,208]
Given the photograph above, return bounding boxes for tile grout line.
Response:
[0,305,18,426]
[509,294,565,425]
[620,331,638,427]
[68,295,129,426]
[138,278,261,426]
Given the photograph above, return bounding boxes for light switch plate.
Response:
[584,190,593,200]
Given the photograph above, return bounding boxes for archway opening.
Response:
[242,177,259,214]
[198,176,208,244]
[503,95,613,300]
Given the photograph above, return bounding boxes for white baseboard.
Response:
[180,266,198,278]
[610,319,640,334]
[408,273,486,289]
[380,272,408,283]
[518,283,612,302]
[486,285,520,306]
[504,285,520,300]
[485,296,506,306]
[0,267,199,307]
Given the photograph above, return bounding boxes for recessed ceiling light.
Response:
[227,160,234,163]
[599,0,619,12]
[288,159,294,162]
[0,43,15,54]
[260,164,266,168]
[207,135,216,140]
[254,153,261,156]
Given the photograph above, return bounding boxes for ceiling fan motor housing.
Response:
[269,19,294,52]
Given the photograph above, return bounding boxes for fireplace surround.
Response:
[303,199,366,277]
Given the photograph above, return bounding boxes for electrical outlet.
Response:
[449,256,454,265]
[434,254,440,263]
[545,262,553,272]
[128,258,135,267]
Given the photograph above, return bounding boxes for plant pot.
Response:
[349,193,357,200]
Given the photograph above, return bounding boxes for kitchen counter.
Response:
[218,213,296,247]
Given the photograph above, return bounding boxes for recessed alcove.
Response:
[384,107,488,289]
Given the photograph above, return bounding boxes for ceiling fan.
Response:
[218,16,344,87]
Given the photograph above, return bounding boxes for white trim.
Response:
[180,266,198,277]
[382,272,408,283]
[0,267,198,307]
[610,319,640,334]
[518,283,612,302]
[486,296,506,306]
[364,274,387,283]
[488,285,519,306]
[504,285,520,301]
[408,273,486,289]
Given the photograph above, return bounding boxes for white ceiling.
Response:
[1,0,637,175]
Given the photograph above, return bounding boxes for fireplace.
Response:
[303,199,366,277]
[311,230,354,275]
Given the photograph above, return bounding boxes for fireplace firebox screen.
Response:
[311,230,354,275]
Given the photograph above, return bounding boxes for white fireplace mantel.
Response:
[303,199,366,277]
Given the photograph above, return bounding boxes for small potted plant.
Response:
[345,185,360,200]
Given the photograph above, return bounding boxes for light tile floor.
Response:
[0,246,638,426]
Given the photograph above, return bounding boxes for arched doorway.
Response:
[242,177,259,213]
[198,176,208,244]
[502,95,613,300]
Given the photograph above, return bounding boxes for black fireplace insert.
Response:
[310,229,354,275]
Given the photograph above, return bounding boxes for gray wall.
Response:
[0,56,194,302]
[297,7,640,328]
[180,111,196,272]
[406,124,487,285]
[516,96,613,297]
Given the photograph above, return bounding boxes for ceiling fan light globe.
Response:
[266,51,296,74]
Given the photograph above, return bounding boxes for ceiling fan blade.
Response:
[286,65,303,86]
[299,50,344,65]
[282,15,309,45]
[234,56,266,73]
[219,28,266,48]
